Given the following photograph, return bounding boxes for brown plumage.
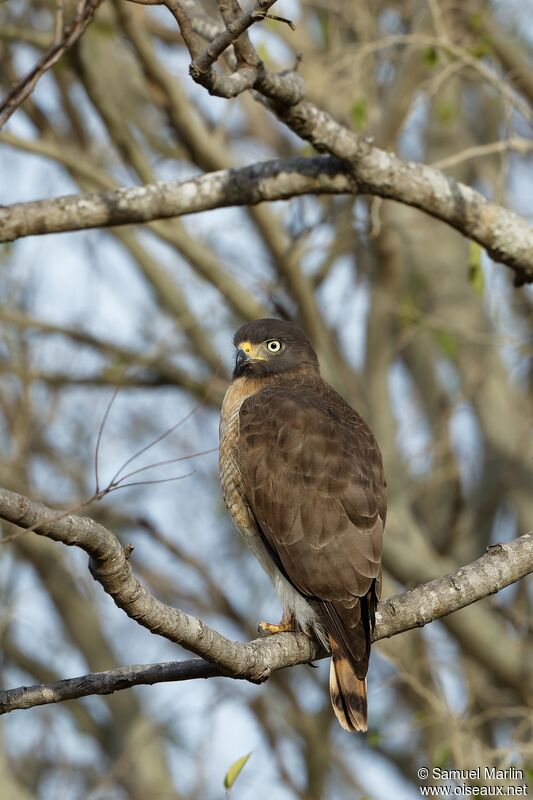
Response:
[219,319,386,732]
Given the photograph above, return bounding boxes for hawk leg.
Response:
[257,611,296,636]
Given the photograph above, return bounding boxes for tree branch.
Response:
[270,101,533,286]
[0,307,227,403]
[0,156,355,241]
[171,0,300,100]
[189,0,278,77]
[0,486,531,714]
[169,1,533,285]
[1,151,532,284]
[0,0,105,129]
[0,659,222,714]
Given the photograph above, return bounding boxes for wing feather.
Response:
[239,378,385,676]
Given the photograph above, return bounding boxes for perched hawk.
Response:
[219,319,386,732]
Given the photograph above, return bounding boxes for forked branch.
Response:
[0,487,531,714]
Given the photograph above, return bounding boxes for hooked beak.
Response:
[234,341,264,377]
[235,348,251,369]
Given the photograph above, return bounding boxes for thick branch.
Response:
[1,150,532,285]
[172,1,533,284]
[271,101,533,285]
[189,0,277,77]
[0,659,222,714]
[174,0,301,100]
[0,487,531,714]
[0,156,355,241]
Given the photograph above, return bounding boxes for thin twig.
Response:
[114,448,217,484]
[189,0,279,75]
[105,472,195,491]
[109,400,206,486]
[431,137,533,171]
[252,11,295,31]
[107,361,221,486]
[95,381,124,494]
[350,33,533,125]
[0,0,105,130]
[53,0,65,44]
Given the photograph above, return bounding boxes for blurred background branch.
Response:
[0,0,532,797]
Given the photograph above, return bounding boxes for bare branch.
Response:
[0,659,222,714]
[188,0,278,80]
[0,0,105,129]
[1,151,532,284]
[168,0,303,100]
[157,5,533,284]
[0,486,531,714]
[431,137,533,171]
[472,12,533,109]
[272,101,533,285]
[162,0,205,58]
[53,0,65,45]
[0,156,356,240]
[95,382,123,494]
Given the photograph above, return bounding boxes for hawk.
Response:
[219,319,386,732]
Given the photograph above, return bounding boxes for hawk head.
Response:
[232,318,319,379]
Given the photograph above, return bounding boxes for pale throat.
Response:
[222,375,266,412]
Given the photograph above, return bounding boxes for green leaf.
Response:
[350,98,367,132]
[432,743,451,771]
[318,10,331,46]
[366,730,381,747]
[256,44,269,64]
[423,46,439,66]
[467,42,491,58]
[433,329,458,359]
[224,752,252,793]
[399,295,420,326]
[435,101,455,124]
[468,243,484,294]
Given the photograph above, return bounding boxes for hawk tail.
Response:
[329,637,367,733]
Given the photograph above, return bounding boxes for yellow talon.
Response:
[257,619,295,635]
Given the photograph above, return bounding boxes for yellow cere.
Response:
[238,341,253,354]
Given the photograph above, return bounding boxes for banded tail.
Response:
[329,636,368,733]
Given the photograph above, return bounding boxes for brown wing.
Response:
[238,378,386,679]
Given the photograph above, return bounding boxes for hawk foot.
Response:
[257,617,296,636]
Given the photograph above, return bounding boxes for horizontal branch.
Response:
[0,486,531,713]
[1,141,531,285]
[172,0,533,285]
[0,156,356,241]
[0,659,222,713]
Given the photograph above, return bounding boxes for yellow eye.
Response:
[267,340,281,353]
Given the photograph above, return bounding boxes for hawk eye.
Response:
[267,339,282,353]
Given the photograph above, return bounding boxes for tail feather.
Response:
[329,637,368,733]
